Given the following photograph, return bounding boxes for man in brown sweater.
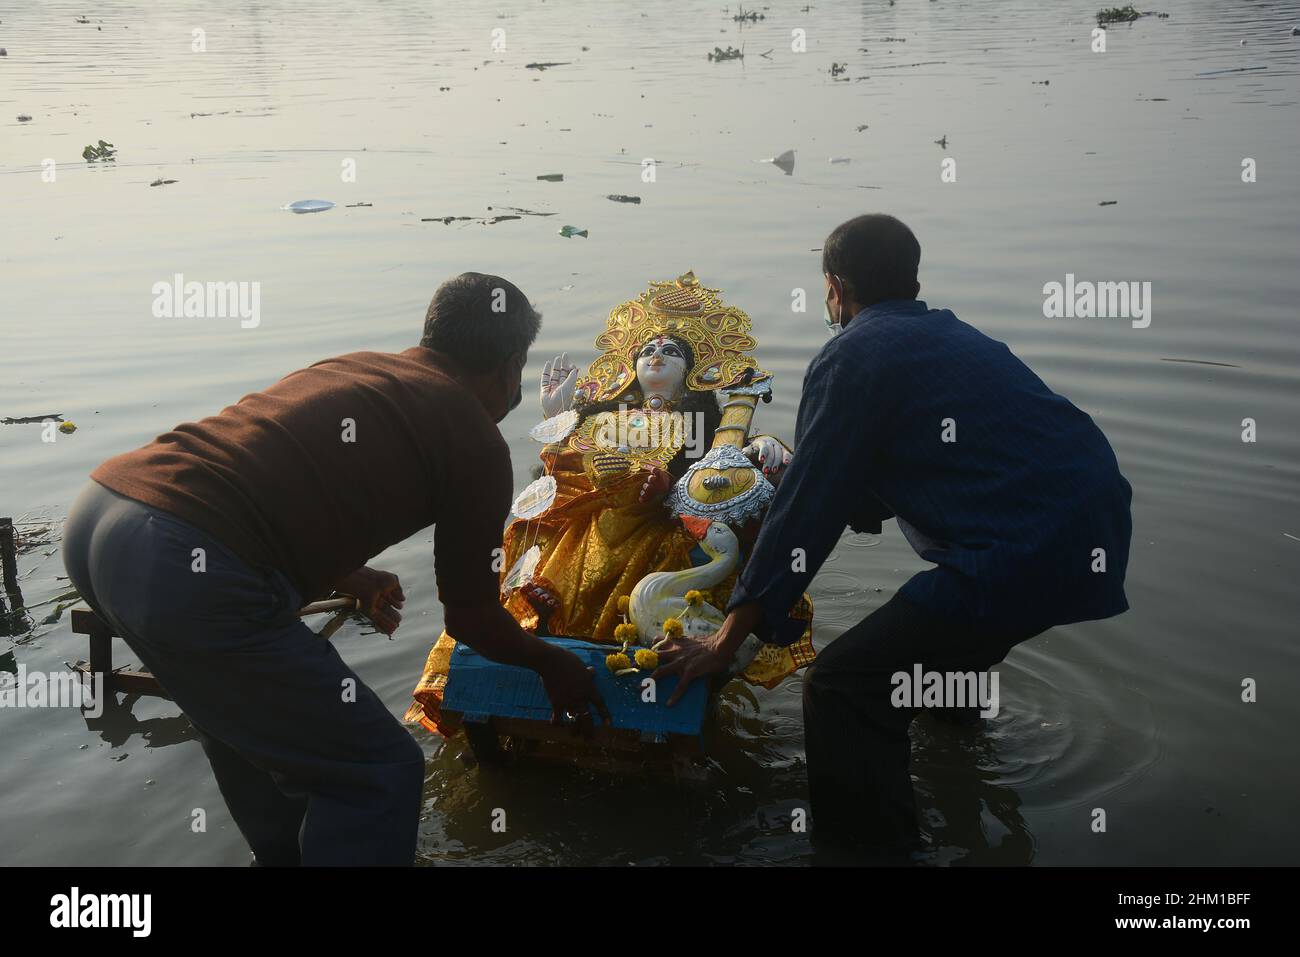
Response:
[62,272,607,865]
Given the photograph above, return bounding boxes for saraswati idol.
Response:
[407,271,815,737]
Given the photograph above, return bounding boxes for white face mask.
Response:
[824,275,845,336]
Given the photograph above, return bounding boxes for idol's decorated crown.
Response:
[573,271,771,405]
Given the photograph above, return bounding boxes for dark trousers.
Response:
[63,481,424,865]
[802,593,1042,853]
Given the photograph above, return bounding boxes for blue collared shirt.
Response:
[728,299,1132,639]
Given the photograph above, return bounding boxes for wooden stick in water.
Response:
[298,596,359,617]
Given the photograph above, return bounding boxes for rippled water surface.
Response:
[2,0,1298,865]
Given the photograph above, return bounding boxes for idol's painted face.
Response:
[635,336,689,399]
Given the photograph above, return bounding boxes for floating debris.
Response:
[58,421,77,434]
[606,194,641,204]
[872,60,948,70]
[1032,79,1050,85]
[1096,6,1143,26]
[558,225,589,238]
[856,123,870,132]
[344,202,373,208]
[489,205,554,216]
[0,49,7,57]
[758,149,796,175]
[537,173,564,182]
[733,7,764,21]
[830,62,847,77]
[1098,200,1118,206]
[40,599,77,625]
[282,199,335,213]
[17,114,32,122]
[149,178,177,187]
[422,214,521,226]
[1195,65,1266,76]
[82,140,116,161]
[934,134,948,149]
[1159,357,1241,368]
[829,157,852,164]
[708,46,744,62]
[525,61,571,70]
[1,414,64,425]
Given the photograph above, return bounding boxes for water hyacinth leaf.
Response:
[512,475,557,519]
[82,139,117,161]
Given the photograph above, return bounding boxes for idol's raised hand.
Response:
[540,352,578,418]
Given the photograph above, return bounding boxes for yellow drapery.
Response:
[406,444,815,736]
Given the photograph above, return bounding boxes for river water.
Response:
[2,0,1298,865]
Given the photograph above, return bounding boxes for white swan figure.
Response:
[629,515,738,642]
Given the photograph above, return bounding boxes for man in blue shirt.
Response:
[654,214,1132,855]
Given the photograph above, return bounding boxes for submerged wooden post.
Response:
[0,517,24,636]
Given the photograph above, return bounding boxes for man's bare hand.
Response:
[650,632,734,706]
[336,566,405,635]
[537,645,612,731]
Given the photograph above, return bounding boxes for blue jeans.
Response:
[63,481,424,865]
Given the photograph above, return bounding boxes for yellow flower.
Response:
[662,618,684,638]
[634,649,658,670]
[614,622,639,642]
[58,421,77,434]
[698,590,713,605]
[684,590,703,606]
[616,595,630,615]
[605,653,631,673]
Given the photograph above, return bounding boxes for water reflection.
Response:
[81,691,197,751]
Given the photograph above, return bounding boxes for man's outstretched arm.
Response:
[443,601,610,726]
[434,431,608,726]
[653,339,892,703]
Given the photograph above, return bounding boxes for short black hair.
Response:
[419,272,541,373]
[821,214,921,306]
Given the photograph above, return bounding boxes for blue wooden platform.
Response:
[443,637,708,739]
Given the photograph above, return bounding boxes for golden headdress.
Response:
[573,271,770,405]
